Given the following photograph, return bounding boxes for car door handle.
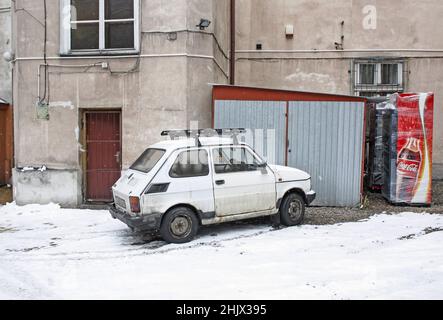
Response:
[215,180,225,185]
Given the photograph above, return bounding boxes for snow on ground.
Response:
[0,203,442,300]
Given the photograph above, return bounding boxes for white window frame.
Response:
[60,0,140,55]
[356,63,377,85]
[355,62,403,87]
[354,60,404,96]
[378,63,403,86]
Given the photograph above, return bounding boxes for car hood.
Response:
[269,165,311,182]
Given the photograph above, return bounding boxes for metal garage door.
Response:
[288,101,365,206]
[214,99,365,207]
[214,100,287,165]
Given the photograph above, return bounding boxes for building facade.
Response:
[11,0,229,206]
[8,0,443,206]
[0,0,11,102]
[234,0,443,164]
[0,0,12,188]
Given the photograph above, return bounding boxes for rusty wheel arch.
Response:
[162,204,203,226]
[279,188,308,209]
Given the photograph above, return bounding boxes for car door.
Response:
[211,146,276,216]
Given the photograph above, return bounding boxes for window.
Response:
[381,64,399,85]
[359,64,376,85]
[169,150,210,178]
[354,60,404,97]
[61,0,139,54]
[213,147,262,174]
[130,149,165,173]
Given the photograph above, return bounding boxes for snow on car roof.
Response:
[151,137,245,150]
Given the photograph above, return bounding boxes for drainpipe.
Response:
[230,0,236,85]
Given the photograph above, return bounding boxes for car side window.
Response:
[213,147,261,174]
[169,149,210,178]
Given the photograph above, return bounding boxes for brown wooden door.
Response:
[0,104,13,186]
[0,107,6,185]
[85,111,121,202]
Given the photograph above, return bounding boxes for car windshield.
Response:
[130,149,166,173]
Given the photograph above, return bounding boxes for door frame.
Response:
[80,109,122,203]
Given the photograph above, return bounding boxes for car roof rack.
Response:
[161,128,247,147]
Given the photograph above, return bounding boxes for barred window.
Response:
[354,60,404,97]
[381,64,399,85]
[359,64,376,85]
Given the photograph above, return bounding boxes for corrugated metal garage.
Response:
[212,85,367,207]
[214,100,287,166]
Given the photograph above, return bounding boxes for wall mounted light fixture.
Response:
[197,19,211,30]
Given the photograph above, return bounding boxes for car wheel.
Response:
[280,193,306,226]
[160,207,199,244]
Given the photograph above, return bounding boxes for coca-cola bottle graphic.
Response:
[396,138,422,202]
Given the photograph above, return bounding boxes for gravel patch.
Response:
[305,180,443,225]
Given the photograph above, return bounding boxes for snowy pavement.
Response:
[0,203,442,300]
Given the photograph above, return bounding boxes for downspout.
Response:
[230,0,235,85]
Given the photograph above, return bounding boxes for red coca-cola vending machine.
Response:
[382,93,434,206]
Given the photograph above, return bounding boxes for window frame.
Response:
[358,63,377,85]
[212,146,264,175]
[60,0,140,55]
[356,62,403,87]
[380,63,400,85]
[130,148,166,174]
[354,60,405,97]
[168,149,211,179]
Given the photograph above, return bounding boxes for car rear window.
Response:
[130,149,165,173]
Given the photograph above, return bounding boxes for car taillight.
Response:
[129,196,141,213]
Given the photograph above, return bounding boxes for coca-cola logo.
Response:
[398,161,419,173]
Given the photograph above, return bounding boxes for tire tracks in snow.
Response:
[0,228,273,262]
[0,262,57,299]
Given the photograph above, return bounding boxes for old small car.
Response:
[109,129,316,243]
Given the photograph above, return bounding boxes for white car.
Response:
[110,129,316,243]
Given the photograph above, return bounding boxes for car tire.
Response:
[280,193,306,227]
[160,207,199,244]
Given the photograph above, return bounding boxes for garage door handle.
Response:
[215,180,225,185]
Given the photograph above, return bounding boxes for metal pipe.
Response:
[236,48,443,53]
[141,30,229,61]
[237,55,443,61]
[230,0,236,85]
[37,62,103,101]
[17,53,229,79]
[37,64,41,102]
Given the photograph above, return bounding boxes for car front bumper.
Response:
[306,190,316,206]
[109,204,162,232]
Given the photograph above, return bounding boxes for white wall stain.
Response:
[74,126,80,142]
[48,101,75,110]
[75,126,85,153]
[285,70,337,92]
